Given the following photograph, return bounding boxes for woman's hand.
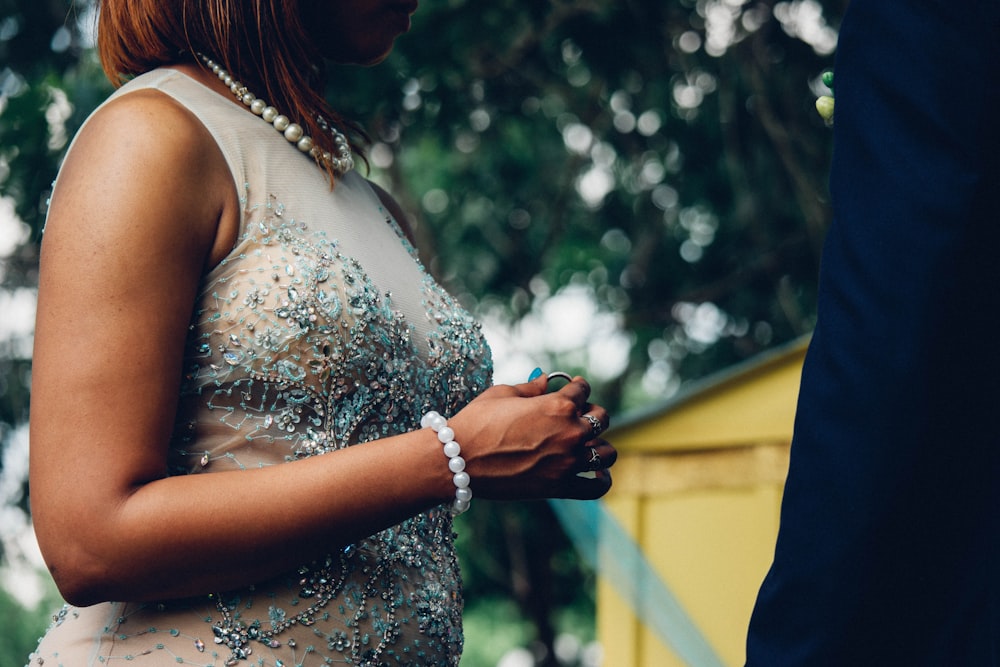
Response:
[447,373,617,501]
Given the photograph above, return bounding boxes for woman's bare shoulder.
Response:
[49,83,238,266]
[60,86,223,191]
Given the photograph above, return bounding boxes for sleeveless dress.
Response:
[27,69,493,667]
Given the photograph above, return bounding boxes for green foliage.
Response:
[0,0,107,239]
[1,0,111,531]
[462,591,599,667]
[0,582,60,666]
[462,597,537,667]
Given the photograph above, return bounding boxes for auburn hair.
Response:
[95,0,364,180]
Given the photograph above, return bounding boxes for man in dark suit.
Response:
[746,1,1000,664]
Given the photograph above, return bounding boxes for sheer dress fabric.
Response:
[28,69,493,667]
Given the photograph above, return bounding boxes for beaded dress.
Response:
[28,68,492,667]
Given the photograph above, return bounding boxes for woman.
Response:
[26,1,616,665]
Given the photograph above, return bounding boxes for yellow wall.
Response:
[597,339,807,666]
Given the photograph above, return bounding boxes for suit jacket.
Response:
[746,1,1000,664]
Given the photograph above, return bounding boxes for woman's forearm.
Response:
[40,426,451,605]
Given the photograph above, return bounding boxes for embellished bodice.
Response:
[30,69,492,667]
[170,182,489,474]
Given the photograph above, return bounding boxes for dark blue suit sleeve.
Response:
[746,1,1000,664]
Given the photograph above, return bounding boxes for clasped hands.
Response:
[444,370,617,501]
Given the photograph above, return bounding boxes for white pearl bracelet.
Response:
[421,411,472,515]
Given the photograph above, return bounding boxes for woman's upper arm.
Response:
[29,90,236,573]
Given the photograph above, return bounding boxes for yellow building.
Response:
[597,336,809,667]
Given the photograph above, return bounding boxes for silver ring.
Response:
[547,371,573,383]
[586,446,602,471]
[582,413,603,436]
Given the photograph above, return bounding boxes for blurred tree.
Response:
[0,21,109,667]
[0,583,58,666]
[0,0,109,569]
[1,0,844,664]
[330,0,843,410]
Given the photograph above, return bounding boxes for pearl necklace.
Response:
[198,54,354,175]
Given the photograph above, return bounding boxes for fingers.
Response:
[484,376,547,400]
[565,439,617,500]
[536,368,590,395]
[561,467,613,500]
[582,443,604,472]
[518,368,611,446]
[578,438,617,472]
[463,369,617,501]
[579,409,610,439]
[507,368,554,398]
[547,376,594,420]
[508,370,591,404]
[554,375,591,401]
